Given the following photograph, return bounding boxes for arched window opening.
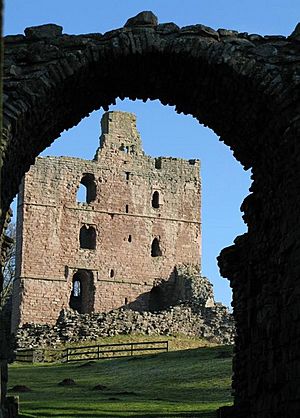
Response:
[110,269,114,278]
[80,225,96,250]
[69,270,95,314]
[77,173,96,204]
[151,237,162,257]
[152,191,160,209]
[128,235,132,243]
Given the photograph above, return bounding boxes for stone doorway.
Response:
[69,270,95,314]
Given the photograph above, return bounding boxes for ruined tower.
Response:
[11,111,201,331]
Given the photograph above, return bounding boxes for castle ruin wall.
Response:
[11,111,201,331]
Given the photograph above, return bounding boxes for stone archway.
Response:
[2,11,300,418]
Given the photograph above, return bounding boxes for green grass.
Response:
[39,334,219,363]
[9,342,233,418]
[46,334,218,352]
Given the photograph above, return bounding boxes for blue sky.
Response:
[4,1,299,307]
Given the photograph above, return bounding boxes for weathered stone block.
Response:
[124,11,158,28]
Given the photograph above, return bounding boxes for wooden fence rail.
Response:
[15,340,169,364]
[63,340,169,363]
[15,349,34,363]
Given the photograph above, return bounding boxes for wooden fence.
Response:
[15,348,64,363]
[15,340,169,364]
[15,349,34,363]
[63,340,169,363]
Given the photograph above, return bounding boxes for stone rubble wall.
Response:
[16,304,234,348]
[15,266,235,348]
[150,264,215,310]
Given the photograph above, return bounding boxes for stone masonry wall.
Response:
[15,265,235,349]
[11,111,201,331]
[11,277,152,327]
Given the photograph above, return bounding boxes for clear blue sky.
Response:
[4,1,299,307]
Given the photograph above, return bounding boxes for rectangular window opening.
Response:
[155,158,162,169]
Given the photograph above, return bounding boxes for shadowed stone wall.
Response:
[2,10,300,418]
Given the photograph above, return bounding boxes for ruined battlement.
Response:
[96,111,143,156]
[12,111,201,331]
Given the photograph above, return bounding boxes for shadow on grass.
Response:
[13,345,232,418]
[24,406,217,417]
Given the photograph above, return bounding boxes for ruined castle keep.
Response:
[11,111,201,331]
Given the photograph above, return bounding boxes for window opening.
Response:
[152,191,160,209]
[125,172,130,181]
[155,158,162,169]
[120,144,130,153]
[125,297,128,305]
[151,237,162,257]
[110,269,114,278]
[73,280,81,297]
[76,184,86,203]
[128,235,132,243]
[80,225,96,249]
[125,205,129,213]
[77,173,96,204]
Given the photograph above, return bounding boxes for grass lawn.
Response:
[9,340,233,418]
